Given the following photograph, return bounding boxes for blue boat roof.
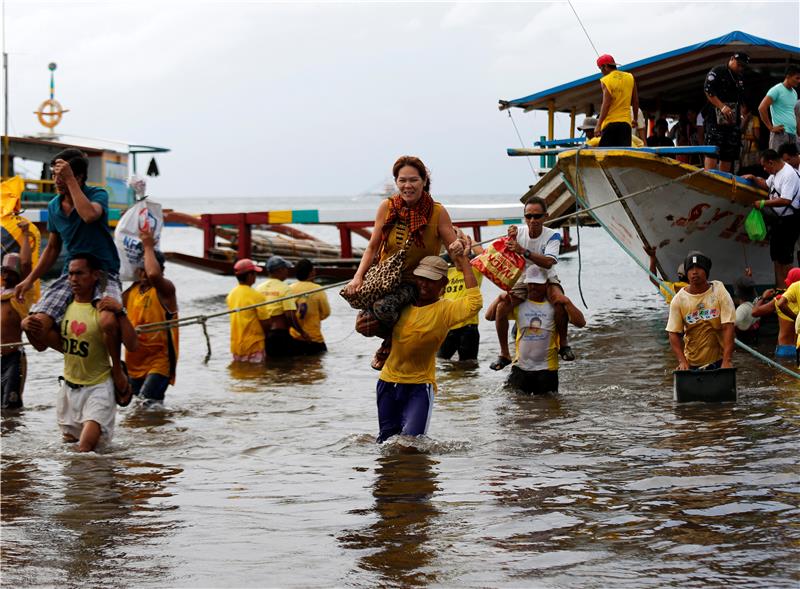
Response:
[500,31,800,114]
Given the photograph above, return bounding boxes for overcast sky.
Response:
[4,1,799,199]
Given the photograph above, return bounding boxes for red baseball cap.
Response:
[233,258,263,275]
[785,267,800,287]
[596,54,617,68]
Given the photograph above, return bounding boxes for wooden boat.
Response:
[499,31,800,287]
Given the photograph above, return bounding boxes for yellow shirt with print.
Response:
[510,298,559,371]
[666,281,735,367]
[226,284,270,356]
[600,70,635,128]
[442,267,483,329]
[380,287,483,387]
[289,280,330,344]
[61,301,111,385]
[255,277,297,319]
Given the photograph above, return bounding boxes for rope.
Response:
[0,341,30,349]
[567,0,600,58]
[559,163,800,381]
[200,318,212,364]
[507,110,538,178]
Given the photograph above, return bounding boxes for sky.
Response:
[3,0,799,200]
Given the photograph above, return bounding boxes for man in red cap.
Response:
[595,54,639,147]
[225,258,271,363]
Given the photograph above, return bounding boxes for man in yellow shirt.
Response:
[595,53,639,147]
[123,229,179,407]
[226,258,271,364]
[39,253,138,451]
[666,251,735,370]
[289,259,330,355]
[437,264,483,362]
[255,256,309,358]
[374,247,482,443]
[775,267,800,358]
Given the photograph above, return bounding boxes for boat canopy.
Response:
[499,31,800,116]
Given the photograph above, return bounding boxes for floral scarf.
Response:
[381,191,434,248]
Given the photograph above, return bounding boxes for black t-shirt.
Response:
[647,136,675,147]
[703,65,744,123]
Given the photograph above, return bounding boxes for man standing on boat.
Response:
[702,52,748,173]
[758,65,800,152]
[666,251,735,371]
[595,54,639,147]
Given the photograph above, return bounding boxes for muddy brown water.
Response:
[2,196,798,587]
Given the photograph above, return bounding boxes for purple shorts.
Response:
[375,380,433,443]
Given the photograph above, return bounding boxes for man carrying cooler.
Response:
[666,251,735,371]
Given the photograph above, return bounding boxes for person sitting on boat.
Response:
[702,52,748,173]
[758,267,800,358]
[758,65,800,152]
[256,256,309,358]
[486,196,574,371]
[506,266,585,395]
[14,149,132,405]
[342,156,463,370]
[226,259,271,364]
[437,228,484,363]
[578,117,598,141]
[646,119,675,147]
[666,251,735,371]
[122,228,179,407]
[1,224,32,411]
[594,54,639,147]
[778,142,800,170]
[357,249,481,443]
[742,149,800,288]
[643,245,687,304]
[36,254,138,452]
[288,259,330,356]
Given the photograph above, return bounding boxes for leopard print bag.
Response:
[340,240,410,310]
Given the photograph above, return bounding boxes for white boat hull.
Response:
[558,150,771,286]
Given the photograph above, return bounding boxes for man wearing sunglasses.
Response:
[487,196,575,370]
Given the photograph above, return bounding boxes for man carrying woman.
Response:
[342,156,463,369]
[358,245,482,443]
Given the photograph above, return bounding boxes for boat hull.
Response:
[558,150,770,287]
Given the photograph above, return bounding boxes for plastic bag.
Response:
[744,208,767,242]
[470,237,525,291]
[114,199,163,281]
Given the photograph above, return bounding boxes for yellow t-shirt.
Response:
[443,267,483,329]
[380,287,483,387]
[775,284,800,323]
[511,298,559,371]
[288,281,330,343]
[61,301,111,386]
[660,281,689,305]
[226,284,270,356]
[586,134,644,147]
[255,277,297,319]
[666,281,735,367]
[125,285,179,382]
[600,70,635,128]
[779,282,800,345]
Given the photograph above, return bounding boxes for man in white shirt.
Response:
[486,196,575,370]
[743,149,800,287]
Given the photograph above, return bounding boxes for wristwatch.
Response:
[523,249,531,260]
[114,307,127,318]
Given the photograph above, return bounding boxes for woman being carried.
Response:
[342,156,462,369]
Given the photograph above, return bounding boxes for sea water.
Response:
[2,195,798,588]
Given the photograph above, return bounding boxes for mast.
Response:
[2,0,9,178]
